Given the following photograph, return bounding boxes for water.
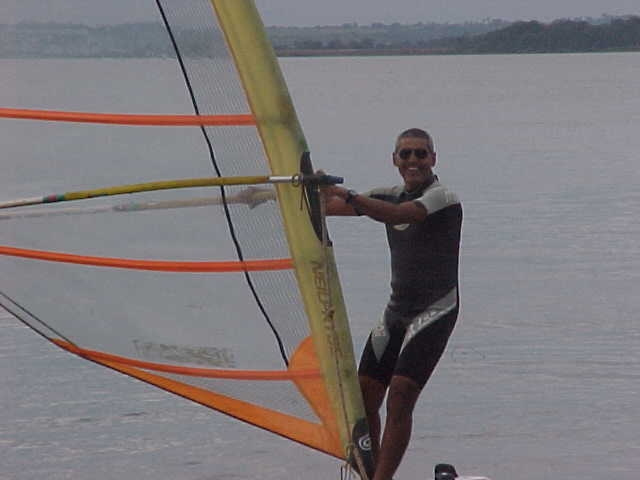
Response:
[2,52,640,479]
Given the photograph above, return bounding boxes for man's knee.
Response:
[385,375,422,414]
[359,375,386,414]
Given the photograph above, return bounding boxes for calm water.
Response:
[2,52,640,479]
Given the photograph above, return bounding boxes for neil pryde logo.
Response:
[310,260,342,354]
[310,260,332,318]
[406,308,440,340]
[358,433,372,451]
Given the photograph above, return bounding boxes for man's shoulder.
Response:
[417,181,462,216]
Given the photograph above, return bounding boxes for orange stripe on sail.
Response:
[52,339,321,380]
[53,340,342,457]
[0,245,293,272]
[0,108,256,126]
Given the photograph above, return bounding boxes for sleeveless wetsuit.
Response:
[358,178,462,388]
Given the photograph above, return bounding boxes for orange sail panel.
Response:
[52,338,342,457]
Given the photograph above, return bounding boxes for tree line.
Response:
[0,16,638,58]
[432,16,640,53]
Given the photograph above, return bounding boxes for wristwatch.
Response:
[345,189,359,204]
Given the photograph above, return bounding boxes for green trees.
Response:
[455,16,640,54]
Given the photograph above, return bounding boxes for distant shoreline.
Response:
[2,48,638,60]
[1,16,639,59]
[276,47,453,57]
[276,47,640,57]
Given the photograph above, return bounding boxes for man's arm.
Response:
[323,185,427,224]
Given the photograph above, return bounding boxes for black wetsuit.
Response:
[358,178,462,388]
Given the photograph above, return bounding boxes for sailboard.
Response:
[1,1,374,478]
[434,463,492,480]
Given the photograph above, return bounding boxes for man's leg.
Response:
[357,309,407,476]
[359,374,388,462]
[373,375,422,480]
[371,305,458,480]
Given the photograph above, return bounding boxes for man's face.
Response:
[393,136,436,191]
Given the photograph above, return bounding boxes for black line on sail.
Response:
[154,1,289,366]
[0,291,76,346]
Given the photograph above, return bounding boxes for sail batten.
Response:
[0,246,294,272]
[52,339,320,380]
[0,107,256,126]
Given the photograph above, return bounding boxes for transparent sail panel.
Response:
[0,0,343,459]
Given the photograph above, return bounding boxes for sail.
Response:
[0,1,373,477]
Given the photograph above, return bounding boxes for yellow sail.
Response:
[212,1,374,473]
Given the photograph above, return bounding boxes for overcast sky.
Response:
[3,0,640,26]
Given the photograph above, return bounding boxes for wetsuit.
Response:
[358,178,462,388]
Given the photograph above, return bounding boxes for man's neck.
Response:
[405,174,436,194]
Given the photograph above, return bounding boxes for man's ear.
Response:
[392,151,399,167]
[431,152,437,167]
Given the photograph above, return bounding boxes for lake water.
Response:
[1,52,640,479]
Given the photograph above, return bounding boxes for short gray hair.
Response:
[395,128,434,153]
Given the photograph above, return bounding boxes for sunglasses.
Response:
[396,148,431,160]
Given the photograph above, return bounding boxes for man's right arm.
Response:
[323,185,428,224]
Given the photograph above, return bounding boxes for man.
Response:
[322,128,462,480]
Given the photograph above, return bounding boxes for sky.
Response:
[3,0,640,26]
